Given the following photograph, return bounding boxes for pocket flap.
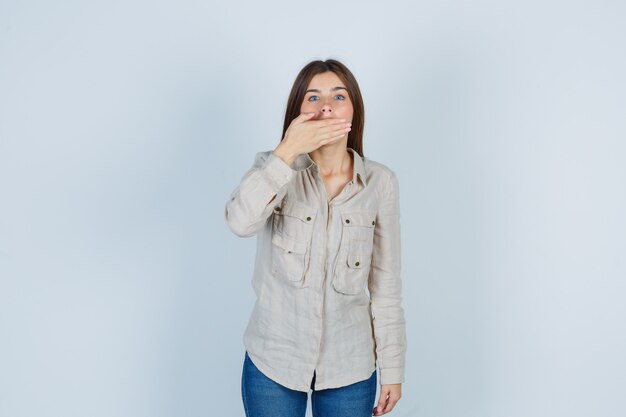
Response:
[272,233,308,254]
[340,210,376,227]
[275,200,317,224]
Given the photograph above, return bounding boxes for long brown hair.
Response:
[280,59,365,157]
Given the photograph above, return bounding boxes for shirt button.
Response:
[372,220,375,225]
[274,206,281,212]
[345,219,350,224]
[355,261,360,266]
[307,216,311,221]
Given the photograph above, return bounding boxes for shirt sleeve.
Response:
[224,150,295,237]
[368,170,407,385]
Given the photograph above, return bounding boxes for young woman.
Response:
[224,59,407,417]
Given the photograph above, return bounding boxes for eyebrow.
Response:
[305,86,348,94]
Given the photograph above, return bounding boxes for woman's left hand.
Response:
[373,383,402,415]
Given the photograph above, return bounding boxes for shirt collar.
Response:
[293,147,367,187]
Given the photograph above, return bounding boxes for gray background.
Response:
[1,1,625,416]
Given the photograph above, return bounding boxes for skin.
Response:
[275,72,403,415]
[275,71,354,201]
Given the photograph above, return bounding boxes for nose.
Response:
[320,103,333,115]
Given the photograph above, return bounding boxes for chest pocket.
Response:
[271,200,317,285]
[333,209,377,295]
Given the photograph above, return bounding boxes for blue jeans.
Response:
[241,351,377,417]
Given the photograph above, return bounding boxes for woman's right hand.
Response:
[273,113,352,166]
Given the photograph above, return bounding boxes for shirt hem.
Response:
[245,349,312,393]
[245,348,378,393]
[313,364,378,391]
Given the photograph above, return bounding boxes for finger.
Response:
[292,112,316,124]
[382,396,400,413]
[308,117,348,127]
[374,400,388,415]
[319,130,349,146]
[318,123,351,137]
[374,394,389,415]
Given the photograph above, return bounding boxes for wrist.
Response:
[273,142,298,167]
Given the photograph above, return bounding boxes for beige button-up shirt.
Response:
[224,147,407,392]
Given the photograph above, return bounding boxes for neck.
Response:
[309,142,352,177]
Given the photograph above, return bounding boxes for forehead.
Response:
[306,72,346,90]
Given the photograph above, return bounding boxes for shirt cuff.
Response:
[380,367,405,385]
[265,151,296,189]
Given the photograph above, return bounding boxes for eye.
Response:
[335,95,346,100]
[308,95,319,102]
